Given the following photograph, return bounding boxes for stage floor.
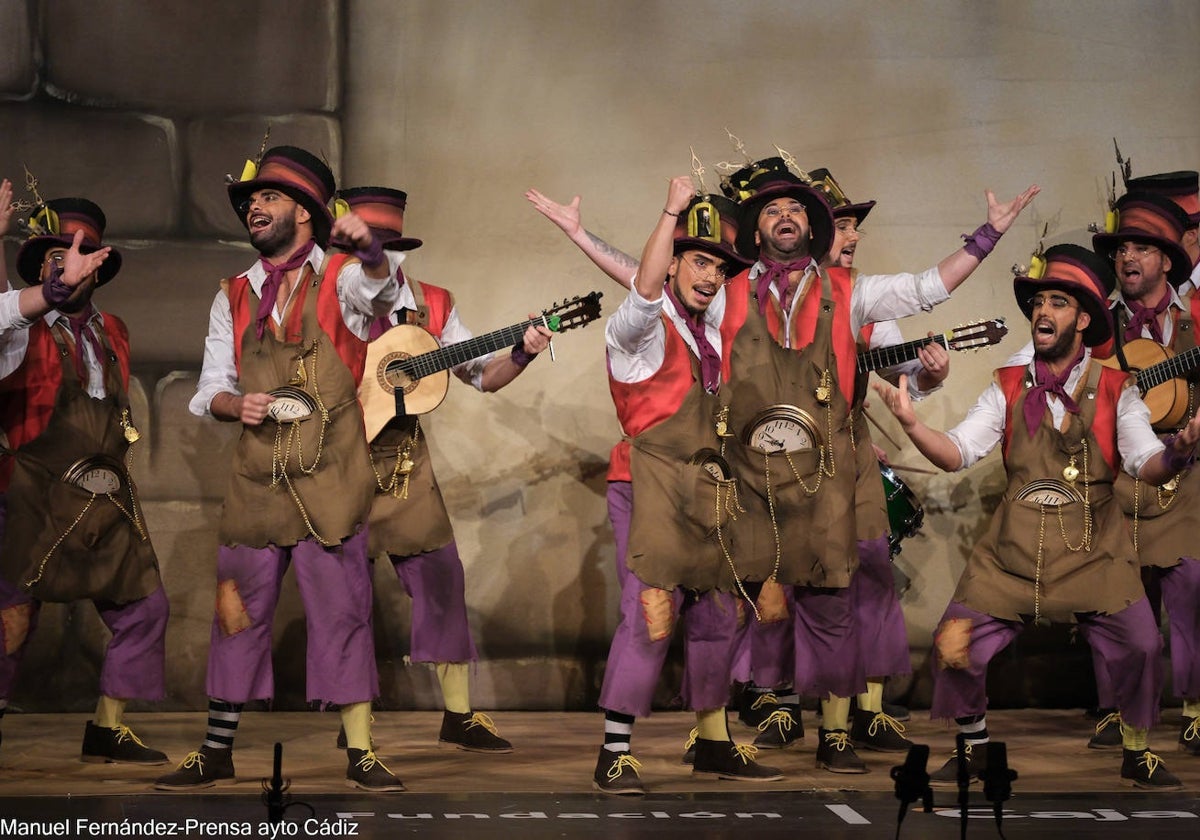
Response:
[1,709,1198,838]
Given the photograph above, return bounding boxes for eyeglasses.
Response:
[1027,293,1078,311]
[43,253,65,266]
[834,219,864,236]
[1109,243,1160,260]
[762,202,807,219]
[238,191,296,216]
[683,253,731,283]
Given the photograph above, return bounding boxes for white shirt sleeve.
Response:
[851,266,950,334]
[189,288,239,417]
[1117,384,1167,477]
[0,289,34,382]
[605,283,668,384]
[945,381,1007,470]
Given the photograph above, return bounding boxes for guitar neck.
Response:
[1137,345,1200,392]
[857,333,949,374]
[395,319,538,380]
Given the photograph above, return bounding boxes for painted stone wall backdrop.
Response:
[2,0,1199,714]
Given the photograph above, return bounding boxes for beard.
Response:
[1035,324,1080,363]
[250,212,299,259]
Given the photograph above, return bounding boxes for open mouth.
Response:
[693,284,717,303]
[249,212,272,231]
[774,221,798,238]
[1034,319,1056,338]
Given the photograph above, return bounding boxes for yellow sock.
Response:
[823,694,851,731]
[340,702,373,751]
[1183,699,1200,719]
[95,696,125,728]
[695,708,729,742]
[1120,722,1148,752]
[435,662,471,714]
[858,680,884,714]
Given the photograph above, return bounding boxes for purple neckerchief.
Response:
[1123,294,1171,344]
[664,283,721,393]
[1023,345,1085,438]
[66,305,104,383]
[368,263,406,340]
[256,238,317,339]
[755,257,812,316]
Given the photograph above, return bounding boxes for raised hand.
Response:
[873,374,917,430]
[61,229,111,288]
[0,178,13,238]
[525,188,582,237]
[986,184,1040,234]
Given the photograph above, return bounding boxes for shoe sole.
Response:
[1178,744,1200,755]
[1087,742,1123,751]
[345,779,406,792]
[1121,777,1183,791]
[438,739,513,754]
[815,762,869,774]
[751,737,805,750]
[850,741,912,753]
[592,781,645,796]
[81,755,170,766]
[693,769,785,782]
[929,777,978,788]
[153,776,235,791]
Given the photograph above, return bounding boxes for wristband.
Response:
[663,208,680,218]
[354,235,385,269]
[1160,434,1196,474]
[961,222,1002,261]
[511,344,537,367]
[40,264,75,307]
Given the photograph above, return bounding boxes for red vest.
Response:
[408,280,453,338]
[0,315,131,490]
[1093,293,1200,359]
[997,362,1125,474]
[227,253,367,384]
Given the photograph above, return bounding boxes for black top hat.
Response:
[228,145,336,246]
[808,167,876,226]
[15,197,122,287]
[735,169,835,262]
[672,194,752,270]
[1013,244,1115,346]
[1092,191,1191,290]
[337,186,423,252]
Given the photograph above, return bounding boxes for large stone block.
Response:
[0,104,178,237]
[0,1,35,98]
[186,116,341,240]
[42,1,340,114]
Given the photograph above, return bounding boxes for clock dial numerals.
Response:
[743,406,820,454]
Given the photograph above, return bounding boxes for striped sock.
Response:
[203,699,243,751]
[603,710,635,753]
[955,714,988,746]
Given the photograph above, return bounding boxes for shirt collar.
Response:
[241,243,326,292]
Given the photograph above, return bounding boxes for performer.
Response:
[338,185,551,753]
[594,175,785,794]
[1089,191,1200,757]
[0,195,169,764]
[877,243,1199,790]
[719,159,1036,773]
[155,145,403,792]
[1122,170,1200,294]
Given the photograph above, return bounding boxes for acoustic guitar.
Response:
[1099,337,1200,431]
[360,291,603,441]
[857,317,1009,374]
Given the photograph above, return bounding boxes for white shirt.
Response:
[0,292,111,399]
[342,250,490,391]
[189,244,398,417]
[1110,285,1188,346]
[605,281,725,387]
[946,345,1164,476]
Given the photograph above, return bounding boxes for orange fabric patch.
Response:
[1,603,33,655]
[639,587,676,642]
[755,578,790,623]
[934,617,973,670]
[215,579,253,637]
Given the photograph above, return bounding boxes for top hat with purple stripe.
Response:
[16,197,122,286]
[336,186,423,252]
[228,145,336,246]
[1093,191,1191,289]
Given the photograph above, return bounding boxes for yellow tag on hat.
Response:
[239,160,258,182]
[33,206,60,236]
[1028,253,1046,280]
[1105,209,1119,235]
[333,198,351,219]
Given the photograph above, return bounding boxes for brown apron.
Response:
[954,362,1144,622]
[2,325,159,604]
[220,265,374,548]
[1112,303,1200,567]
[626,343,738,592]
[722,269,858,588]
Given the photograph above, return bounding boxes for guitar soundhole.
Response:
[379,351,417,394]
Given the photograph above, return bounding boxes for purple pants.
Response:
[0,494,168,701]
[388,540,477,663]
[1093,557,1200,707]
[599,481,741,718]
[793,582,866,698]
[206,530,378,706]
[932,599,1162,729]
[850,535,912,680]
[746,586,795,689]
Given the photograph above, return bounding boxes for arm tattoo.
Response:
[586,231,640,269]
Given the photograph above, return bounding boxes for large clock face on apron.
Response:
[742,405,821,454]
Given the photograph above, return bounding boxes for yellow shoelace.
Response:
[110,724,150,748]
[1183,717,1200,743]
[176,750,205,771]
[355,750,395,775]
[749,693,779,711]
[606,753,643,780]
[824,730,852,752]
[732,743,761,764]
[758,709,797,734]
[868,712,906,738]
[465,712,501,735]
[1094,711,1121,735]
[683,727,699,750]
[1136,750,1165,778]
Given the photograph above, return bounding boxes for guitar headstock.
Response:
[946,318,1008,351]
[543,291,603,333]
